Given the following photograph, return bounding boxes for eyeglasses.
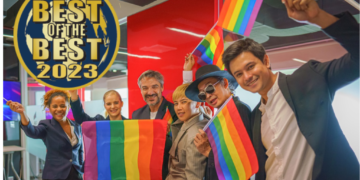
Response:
[198,80,220,101]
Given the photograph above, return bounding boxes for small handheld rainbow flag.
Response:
[82,120,168,180]
[217,0,263,36]
[163,106,174,136]
[193,25,225,70]
[203,96,258,180]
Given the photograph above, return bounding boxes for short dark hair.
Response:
[223,38,266,75]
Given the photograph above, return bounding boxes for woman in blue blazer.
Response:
[6,89,83,180]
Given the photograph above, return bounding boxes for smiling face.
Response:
[48,96,69,121]
[104,93,123,118]
[197,77,231,108]
[140,77,164,107]
[174,96,199,122]
[229,52,273,95]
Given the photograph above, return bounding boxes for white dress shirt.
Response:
[183,71,193,84]
[259,73,315,180]
[150,111,158,119]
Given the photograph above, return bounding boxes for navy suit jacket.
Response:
[70,98,127,124]
[132,97,177,180]
[21,118,83,179]
[251,12,359,180]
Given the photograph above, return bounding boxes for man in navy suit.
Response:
[221,0,359,179]
[132,70,177,180]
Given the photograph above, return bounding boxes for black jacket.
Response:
[132,96,178,180]
[252,12,359,180]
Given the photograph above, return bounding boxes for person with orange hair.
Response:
[6,89,83,180]
[68,90,127,124]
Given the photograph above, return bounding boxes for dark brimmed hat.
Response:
[185,65,238,102]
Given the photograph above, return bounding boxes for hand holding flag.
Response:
[203,96,258,180]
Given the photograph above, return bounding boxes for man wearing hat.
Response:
[183,54,252,180]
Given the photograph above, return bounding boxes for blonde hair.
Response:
[103,90,122,102]
[43,89,70,109]
[172,83,191,102]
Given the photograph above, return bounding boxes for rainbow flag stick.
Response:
[203,96,258,180]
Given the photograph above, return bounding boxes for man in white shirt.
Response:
[221,0,359,179]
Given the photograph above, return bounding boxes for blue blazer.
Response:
[21,118,84,179]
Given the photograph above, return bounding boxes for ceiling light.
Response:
[292,58,307,63]
[167,27,205,38]
[118,51,161,60]
[112,70,117,72]
[118,17,127,25]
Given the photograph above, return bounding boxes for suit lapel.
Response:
[169,114,202,157]
[155,97,167,119]
[70,120,82,146]
[50,118,71,145]
[70,120,80,139]
[278,73,297,115]
[253,103,263,158]
[252,103,268,180]
[140,106,151,119]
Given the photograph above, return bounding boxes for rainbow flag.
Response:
[203,97,258,180]
[163,107,174,136]
[193,25,225,70]
[82,120,168,180]
[217,0,263,36]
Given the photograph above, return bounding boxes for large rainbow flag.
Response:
[82,120,168,180]
[193,25,225,70]
[217,0,263,36]
[203,97,258,180]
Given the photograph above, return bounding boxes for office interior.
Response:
[2,0,359,179]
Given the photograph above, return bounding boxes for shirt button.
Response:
[70,159,72,162]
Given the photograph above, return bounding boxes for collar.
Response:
[172,112,203,130]
[259,73,280,114]
[105,115,128,120]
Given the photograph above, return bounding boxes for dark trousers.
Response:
[44,166,82,180]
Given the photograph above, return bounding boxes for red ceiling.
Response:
[127,0,219,117]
